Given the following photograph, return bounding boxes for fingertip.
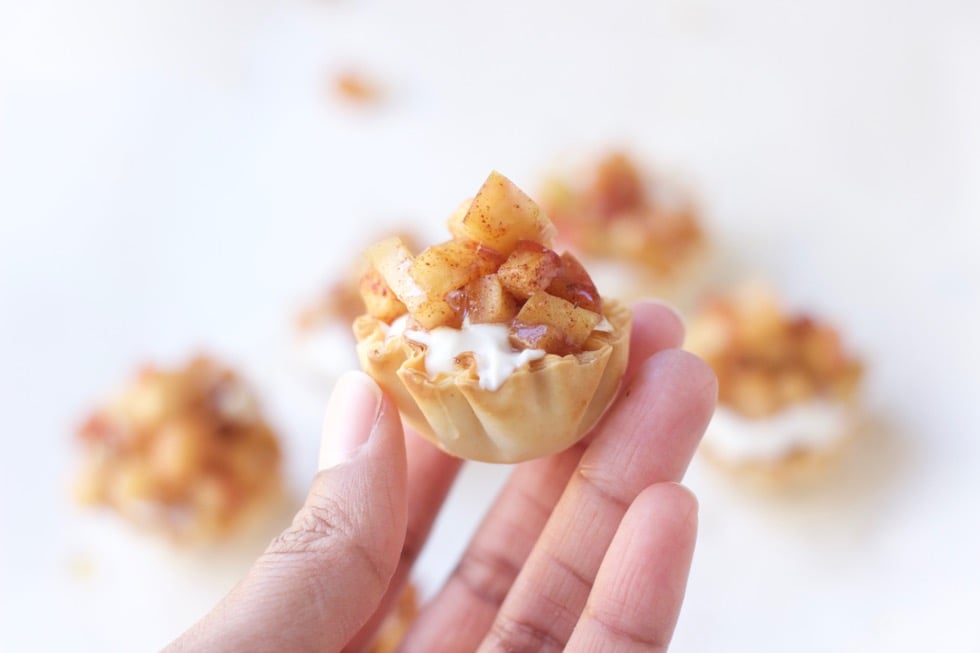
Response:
[623,302,687,382]
[630,300,686,347]
[634,482,699,527]
[644,347,718,408]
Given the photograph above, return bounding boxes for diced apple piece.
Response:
[545,252,601,313]
[413,297,459,330]
[411,240,503,299]
[510,292,602,355]
[464,274,519,324]
[365,236,457,329]
[359,268,407,323]
[511,322,576,357]
[497,241,562,300]
[365,236,424,306]
[446,197,473,233]
[451,171,557,254]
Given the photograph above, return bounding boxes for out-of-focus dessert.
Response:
[354,171,632,463]
[685,283,863,484]
[540,151,709,307]
[367,584,419,653]
[74,356,282,541]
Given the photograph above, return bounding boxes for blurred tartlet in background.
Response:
[539,151,710,309]
[685,282,864,485]
[74,356,283,543]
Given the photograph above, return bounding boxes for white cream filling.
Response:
[703,399,851,463]
[395,318,545,391]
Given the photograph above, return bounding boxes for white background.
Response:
[2,0,979,650]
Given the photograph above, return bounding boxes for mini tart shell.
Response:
[354,300,632,463]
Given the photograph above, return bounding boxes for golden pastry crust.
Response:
[356,299,630,463]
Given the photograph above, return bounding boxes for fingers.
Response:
[565,483,699,653]
[343,428,463,652]
[478,349,717,652]
[399,446,583,652]
[165,372,408,653]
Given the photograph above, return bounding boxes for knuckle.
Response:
[266,494,390,592]
[586,605,669,651]
[487,614,566,653]
[273,492,355,554]
[576,463,631,513]
[453,545,522,608]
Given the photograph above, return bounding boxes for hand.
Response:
[164,301,717,653]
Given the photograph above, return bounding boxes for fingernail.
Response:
[318,371,383,470]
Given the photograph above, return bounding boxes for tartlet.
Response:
[74,356,282,541]
[684,283,863,484]
[354,171,632,463]
[540,152,709,307]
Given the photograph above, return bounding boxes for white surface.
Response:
[1,0,979,650]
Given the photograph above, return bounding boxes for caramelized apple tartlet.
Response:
[354,171,632,463]
[541,152,708,306]
[685,283,863,483]
[74,356,282,541]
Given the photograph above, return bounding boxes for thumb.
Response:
[166,371,408,653]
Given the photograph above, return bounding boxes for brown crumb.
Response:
[333,71,383,105]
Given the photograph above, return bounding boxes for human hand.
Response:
[164,301,717,653]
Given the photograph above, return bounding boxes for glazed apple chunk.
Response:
[361,175,605,360]
[354,171,631,463]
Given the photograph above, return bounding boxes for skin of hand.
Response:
[164,301,717,653]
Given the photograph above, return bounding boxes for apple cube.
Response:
[464,274,519,324]
[358,268,408,323]
[545,252,601,313]
[411,239,504,299]
[450,171,556,255]
[510,291,601,355]
[497,241,562,300]
[365,236,457,329]
[412,297,459,330]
